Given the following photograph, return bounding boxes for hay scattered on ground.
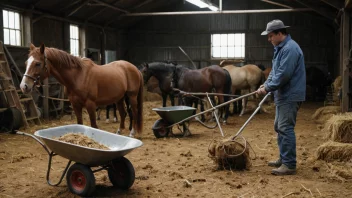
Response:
[208,138,251,170]
[324,113,352,143]
[55,133,110,150]
[316,141,352,162]
[312,106,340,124]
[312,160,352,181]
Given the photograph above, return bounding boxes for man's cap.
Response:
[261,20,290,35]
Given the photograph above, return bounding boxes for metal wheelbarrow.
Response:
[16,124,143,197]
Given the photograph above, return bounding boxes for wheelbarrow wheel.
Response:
[108,157,135,189]
[152,119,170,138]
[66,163,96,197]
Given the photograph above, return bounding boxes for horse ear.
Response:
[30,43,36,51]
[40,43,45,54]
[144,62,149,68]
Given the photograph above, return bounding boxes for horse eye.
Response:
[35,63,41,67]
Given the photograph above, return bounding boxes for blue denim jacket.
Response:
[264,34,306,105]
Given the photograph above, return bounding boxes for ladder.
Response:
[0,41,41,128]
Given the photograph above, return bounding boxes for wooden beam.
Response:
[261,0,293,9]
[295,0,335,21]
[67,0,91,17]
[321,0,343,9]
[341,11,350,112]
[59,0,81,12]
[103,0,156,27]
[85,0,121,22]
[91,0,129,13]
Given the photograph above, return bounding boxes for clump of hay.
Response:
[208,137,251,170]
[316,141,352,162]
[324,113,352,143]
[312,106,340,124]
[55,133,110,150]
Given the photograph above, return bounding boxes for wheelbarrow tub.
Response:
[152,106,196,124]
[34,124,143,166]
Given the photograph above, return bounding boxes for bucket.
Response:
[0,107,23,133]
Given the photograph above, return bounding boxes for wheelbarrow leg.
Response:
[47,152,72,186]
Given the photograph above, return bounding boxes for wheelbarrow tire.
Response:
[152,119,170,138]
[108,157,135,189]
[66,163,96,197]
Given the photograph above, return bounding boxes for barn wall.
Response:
[123,0,336,75]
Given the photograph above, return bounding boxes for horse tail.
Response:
[136,72,144,134]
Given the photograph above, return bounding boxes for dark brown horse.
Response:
[174,65,232,123]
[20,44,143,137]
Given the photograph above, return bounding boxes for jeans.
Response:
[274,101,301,169]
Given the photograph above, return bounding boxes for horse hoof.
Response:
[105,119,110,123]
[113,118,117,123]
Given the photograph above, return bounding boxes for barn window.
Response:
[211,33,245,59]
[70,25,80,56]
[2,10,22,46]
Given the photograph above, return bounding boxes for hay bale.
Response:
[324,113,352,143]
[316,141,352,162]
[208,138,251,170]
[312,106,340,124]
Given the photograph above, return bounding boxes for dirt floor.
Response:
[0,99,351,198]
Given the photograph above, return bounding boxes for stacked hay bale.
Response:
[315,113,352,180]
[312,106,340,124]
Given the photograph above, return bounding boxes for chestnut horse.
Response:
[223,64,264,116]
[20,44,143,137]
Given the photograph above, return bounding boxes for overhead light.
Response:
[186,0,220,11]
[185,0,209,8]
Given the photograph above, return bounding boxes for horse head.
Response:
[139,62,152,85]
[20,43,50,94]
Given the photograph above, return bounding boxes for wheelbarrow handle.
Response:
[16,131,51,155]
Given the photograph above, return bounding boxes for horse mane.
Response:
[30,47,86,69]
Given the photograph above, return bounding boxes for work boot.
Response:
[271,164,296,175]
[267,159,282,167]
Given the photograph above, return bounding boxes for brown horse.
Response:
[20,44,143,137]
[223,64,264,116]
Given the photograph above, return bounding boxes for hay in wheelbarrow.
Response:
[55,133,110,150]
[312,106,340,124]
[208,137,251,170]
[323,113,352,143]
[316,141,352,162]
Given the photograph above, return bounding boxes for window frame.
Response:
[70,24,80,57]
[2,9,23,46]
[210,33,245,60]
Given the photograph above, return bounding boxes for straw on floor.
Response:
[324,113,352,143]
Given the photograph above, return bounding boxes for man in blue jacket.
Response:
[257,20,306,175]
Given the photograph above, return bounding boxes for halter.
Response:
[24,52,48,87]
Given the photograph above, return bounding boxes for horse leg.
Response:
[85,100,98,128]
[162,92,167,107]
[128,96,139,137]
[116,99,127,134]
[96,107,101,120]
[240,98,247,116]
[72,103,83,125]
[113,103,118,122]
[105,105,110,123]
[124,97,133,131]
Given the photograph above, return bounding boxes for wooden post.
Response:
[341,10,350,112]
